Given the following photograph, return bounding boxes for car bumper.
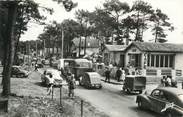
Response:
[90,84,102,89]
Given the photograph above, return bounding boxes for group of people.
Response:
[104,66,125,83]
[46,70,76,98]
[159,75,177,88]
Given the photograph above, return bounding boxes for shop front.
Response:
[125,42,183,80]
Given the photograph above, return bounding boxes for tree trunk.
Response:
[2,2,17,97]
[84,36,87,55]
[135,11,140,41]
[154,22,160,43]
[78,36,81,58]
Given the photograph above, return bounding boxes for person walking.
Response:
[35,62,38,71]
[47,73,55,95]
[171,76,177,88]
[165,75,172,87]
[116,67,122,82]
[105,67,111,83]
[121,68,125,82]
[158,76,166,87]
[68,74,76,98]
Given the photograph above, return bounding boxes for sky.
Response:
[20,0,183,44]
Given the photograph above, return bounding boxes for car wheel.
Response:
[166,112,173,117]
[127,88,131,94]
[137,101,144,109]
[139,90,143,94]
[79,76,83,86]
[16,74,24,78]
[99,85,102,89]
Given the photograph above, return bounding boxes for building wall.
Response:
[175,53,183,71]
[125,45,143,67]
[76,47,99,57]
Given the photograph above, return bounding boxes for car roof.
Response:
[74,59,90,63]
[85,72,100,76]
[46,68,58,72]
[156,87,183,95]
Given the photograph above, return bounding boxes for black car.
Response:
[11,66,29,78]
[136,87,183,117]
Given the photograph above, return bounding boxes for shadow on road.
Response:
[101,79,123,85]
[130,106,162,117]
[34,82,45,87]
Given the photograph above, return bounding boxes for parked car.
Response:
[11,65,29,78]
[41,69,63,86]
[136,87,183,117]
[43,59,50,65]
[123,75,146,94]
[80,72,102,89]
[36,61,44,68]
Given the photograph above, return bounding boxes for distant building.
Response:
[71,37,100,58]
[102,44,127,67]
[101,42,183,79]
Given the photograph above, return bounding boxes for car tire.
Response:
[16,74,24,78]
[99,85,102,89]
[139,90,143,94]
[165,112,173,117]
[78,76,83,86]
[127,88,131,94]
[137,101,144,109]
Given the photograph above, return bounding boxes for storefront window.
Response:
[147,54,174,68]
[156,55,159,67]
[160,55,164,67]
[151,55,154,67]
[165,55,168,67]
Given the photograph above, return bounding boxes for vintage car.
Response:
[41,69,63,86]
[136,87,183,117]
[11,66,29,78]
[80,72,102,89]
[123,75,146,94]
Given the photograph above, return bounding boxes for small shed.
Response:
[102,44,127,67]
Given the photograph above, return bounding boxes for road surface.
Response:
[37,68,162,117]
[75,81,163,117]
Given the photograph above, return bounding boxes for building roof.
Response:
[130,42,183,53]
[72,37,99,48]
[105,44,127,52]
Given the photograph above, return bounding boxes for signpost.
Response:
[58,82,67,107]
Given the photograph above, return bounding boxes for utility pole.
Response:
[36,40,38,58]
[43,39,45,58]
[61,28,64,59]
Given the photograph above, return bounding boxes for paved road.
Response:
[75,81,163,117]
[37,68,167,117]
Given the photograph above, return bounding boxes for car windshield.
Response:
[76,62,91,68]
[178,94,183,102]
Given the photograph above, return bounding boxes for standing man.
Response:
[35,62,38,71]
[68,74,76,98]
[105,67,111,83]
[116,67,122,82]
[47,73,55,95]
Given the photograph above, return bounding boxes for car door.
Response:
[148,89,170,113]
